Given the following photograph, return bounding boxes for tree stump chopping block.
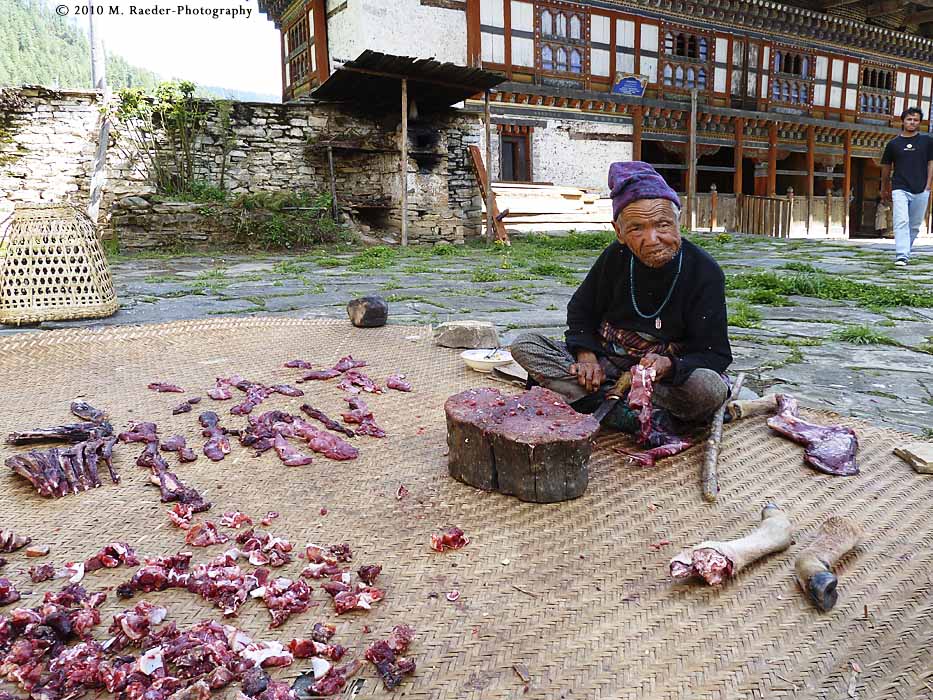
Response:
[445,386,599,503]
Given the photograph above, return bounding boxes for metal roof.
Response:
[310,51,507,110]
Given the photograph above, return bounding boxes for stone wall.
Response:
[0,86,485,248]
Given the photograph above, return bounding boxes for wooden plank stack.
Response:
[484,182,614,233]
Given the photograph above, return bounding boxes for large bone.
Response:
[670,504,793,585]
[794,517,862,612]
[727,394,779,420]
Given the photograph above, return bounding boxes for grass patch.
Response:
[431,242,461,257]
[243,296,267,308]
[727,270,933,308]
[779,261,819,273]
[744,288,794,306]
[471,267,502,283]
[403,262,433,274]
[829,325,898,345]
[728,301,763,328]
[507,290,536,304]
[272,261,305,276]
[314,256,343,268]
[922,428,933,439]
[349,246,398,270]
[144,275,178,284]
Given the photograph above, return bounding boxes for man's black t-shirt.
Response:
[881,133,932,194]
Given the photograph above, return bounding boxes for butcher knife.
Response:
[591,372,632,422]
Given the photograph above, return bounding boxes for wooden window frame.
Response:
[498,125,533,184]
[534,1,591,81]
[857,62,896,120]
[766,43,815,112]
[658,23,713,97]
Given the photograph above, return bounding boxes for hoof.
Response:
[807,570,838,611]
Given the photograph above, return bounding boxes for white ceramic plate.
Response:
[460,348,514,373]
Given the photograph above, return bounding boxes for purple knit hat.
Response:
[608,161,681,222]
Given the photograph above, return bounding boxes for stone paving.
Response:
[3,233,932,437]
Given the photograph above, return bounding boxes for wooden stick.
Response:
[702,372,745,502]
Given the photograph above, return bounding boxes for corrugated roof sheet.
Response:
[310,51,506,110]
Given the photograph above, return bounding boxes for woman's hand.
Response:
[570,351,605,393]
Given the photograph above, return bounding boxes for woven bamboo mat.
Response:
[0,318,931,700]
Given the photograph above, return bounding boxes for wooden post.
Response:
[806,126,815,236]
[825,178,833,237]
[843,131,852,239]
[400,78,408,246]
[733,117,744,195]
[767,122,778,196]
[786,186,794,238]
[710,184,718,232]
[633,106,643,161]
[484,89,494,242]
[688,89,698,231]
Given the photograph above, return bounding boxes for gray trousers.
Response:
[510,332,729,424]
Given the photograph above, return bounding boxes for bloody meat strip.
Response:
[341,397,386,438]
[6,422,103,445]
[199,412,231,461]
[240,411,293,455]
[357,564,382,585]
[613,439,693,468]
[0,578,21,605]
[270,384,303,397]
[69,401,109,424]
[284,360,313,369]
[185,522,230,547]
[103,600,168,652]
[84,542,140,572]
[0,530,31,552]
[336,370,382,394]
[273,433,314,466]
[160,434,198,463]
[300,405,355,438]
[120,423,210,511]
[296,355,367,383]
[173,401,194,415]
[288,419,358,461]
[256,576,315,628]
[29,563,55,583]
[148,382,185,393]
[430,527,469,552]
[219,511,253,529]
[766,394,859,476]
[364,625,416,690]
[386,374,413,392]
[628,365,656,445]
[236,529,293,567]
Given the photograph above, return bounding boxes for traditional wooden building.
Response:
[258,0,933,238]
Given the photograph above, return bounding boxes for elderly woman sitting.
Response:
[510,161,732,427]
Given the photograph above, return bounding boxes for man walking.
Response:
[881,107,933,267]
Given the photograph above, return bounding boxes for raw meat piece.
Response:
[332,583,385,615]
[208,377,234,401]
[231,383,274,416]
[236,529,293,567]
[430,527,469,552]
[240,666,271,697]
[105,600,168,651]
[168,503,195,529]
[310,622,336,642]
[628,365,656,445]
[297,369,341,382]
[286,419,358,461]
[220,511,253,529]
[287,637,346,661]
[29,563,55,582]
[122,422,211,511]
[612,439,694,468]
[6,436,120,497]
[173,401,194,415]
[357,565,382,585]
[365,625,416,690]
[333,356,366,372]
[255,577,314,628]
[6,421,104,445]
[185,522,230,547]
[25,544,50,557]
[284,360,313,369]
[0,530,31,552]
[766,395,859,476]
[161,434,198,463]
[270,384,303,397]
[336,370,382,395]
[299,405,355,438]
[240,411,294,455]
[199,412,231,462]
[386,374,413,392]
[118,553,193,598]
[149,382,185,393]
[273,433,314,467]
[84,542,139,571]
[70,400,109,424]
[0,578,21,605]
[185,554,260,616]
[260,512,279,526]
[341,397,386,438]
[239,640,294,668]
[300,544,345,580]
[0,557,5,568]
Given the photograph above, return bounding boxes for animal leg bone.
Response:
[794,517,861,612]
[670,504,793,585]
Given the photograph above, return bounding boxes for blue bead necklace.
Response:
[629,249,683,330]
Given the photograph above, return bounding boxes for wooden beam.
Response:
[633,106,643,161]
[485,89,493,242]
[466,0,481,67]
[469,144,509,244]
[767,122,778,196]
[807,125,815,235]
[734,117,744,195]
[312,0,329,84]
[907,8,933,23]
[279,26,287,101]
[688,89,698,231]
[401,78,408,246]
[504,0,512,79]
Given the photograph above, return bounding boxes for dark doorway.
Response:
[642,139,684,191]
[500,134,531,182]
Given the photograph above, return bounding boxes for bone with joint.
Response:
[670,504,793,585]
[794,517,861,612]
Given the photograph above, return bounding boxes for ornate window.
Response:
[858,65,895,116]
[537,5,588,77]
[774,50,810,79]
[284,11,314,94]
[769,45,813,107]
[660,25,712,93]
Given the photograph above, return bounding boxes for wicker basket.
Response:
[0,204,119,325]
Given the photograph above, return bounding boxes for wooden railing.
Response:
[735,194,793,238]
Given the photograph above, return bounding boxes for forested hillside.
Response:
[0,0,278,101]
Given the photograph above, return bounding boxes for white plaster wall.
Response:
[346,0,467,66]
[533,120,632,191]
[325,0,363,67]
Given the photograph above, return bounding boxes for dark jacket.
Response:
[565,240,732,385]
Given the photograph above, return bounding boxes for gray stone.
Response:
[347,296,388,328]
[434,320,500,349]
